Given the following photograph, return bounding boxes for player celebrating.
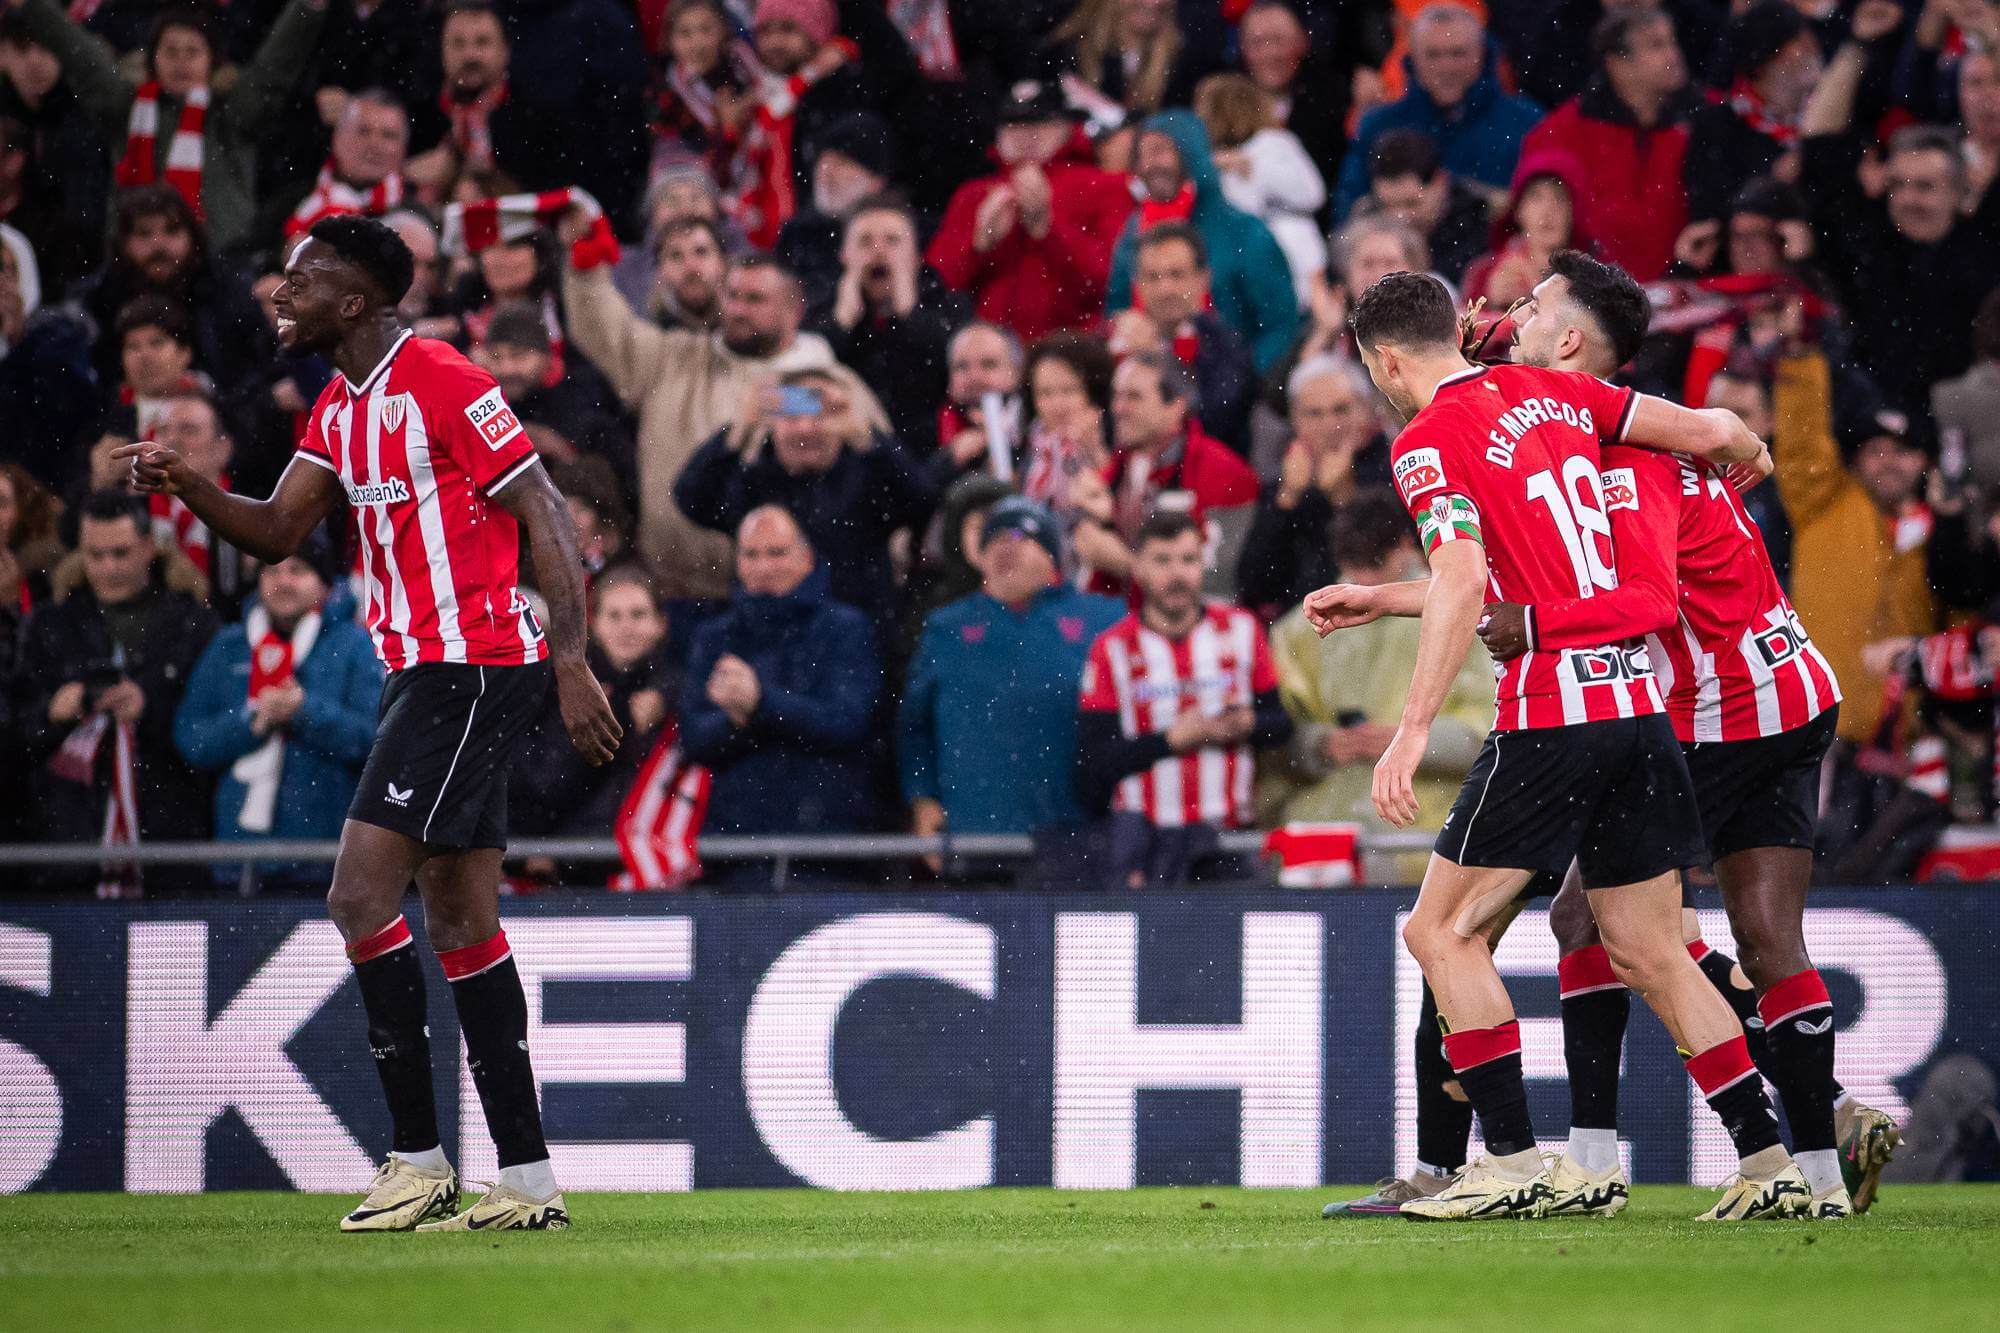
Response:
[1478,251,1899,1217]
[1313,272,1807,1221]
[117,216,622,1233]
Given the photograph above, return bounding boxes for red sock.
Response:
[1557,944,1622,999]
[1686,939,1712,964]
[1441,1019,1521,1072]
[1756,969,1832,1027]
[436,928,511,981]
[347,914,412,965]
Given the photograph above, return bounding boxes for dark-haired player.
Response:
[117,216,622,1232]
[1307,270,1808,1220]
[1477,250,1898,1217]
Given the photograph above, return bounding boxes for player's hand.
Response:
[1303,583,1380,636]
[1476,602,1530,660]
[1371,723,1428,827]
[1723,440,1775,492]
[111,441,196,496]
[555,659,622,766]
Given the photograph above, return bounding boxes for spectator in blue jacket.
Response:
[173,533,381,889]
[674,367,941,625]
[681,505,880,875]
[1333,5,1542,220]
[901,497,1124,846]
[1105,109,1301,373]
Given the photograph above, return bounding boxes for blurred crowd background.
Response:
[2,0,1998,893]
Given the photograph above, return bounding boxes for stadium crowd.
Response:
[2,0,1998,892]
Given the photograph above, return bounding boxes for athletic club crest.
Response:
[257,643,288,674]
[380,394,406,433]
[1059,616,1085,642]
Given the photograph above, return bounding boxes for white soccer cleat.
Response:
[340,1156,459,1232]
[1399,1158,1555,1221]
[1808,1185,1856,1219]
[1694,1163,1812,1221]
[415,1182,570,1232]
[1545,1151,1629,1218]
[1838,1101,1901,1214]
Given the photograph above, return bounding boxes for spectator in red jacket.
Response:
[1521,5,1698,282]
[1072,348,1257,595]
[925,80,1134,344]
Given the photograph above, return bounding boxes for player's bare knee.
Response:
[1549,887,1598,954]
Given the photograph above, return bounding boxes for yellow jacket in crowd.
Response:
[1772,353,1936,745]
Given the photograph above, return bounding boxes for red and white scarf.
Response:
[116,82,208,219]
[444,185,603,256]
[49,712,141,896]
[284,159,406,239]
[611,720,710,890]
[147,476,227,576]
[1723,79,1798,144]
[887,0,961,80]
[442,81,508,173]
[231,602,320,833]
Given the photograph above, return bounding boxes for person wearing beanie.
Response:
[776,110,897,318]
[1682,0,1823,221]
[900,494,1125,850]
[173,527,384,888]
[729,0,919,249]
[473,300,637,506]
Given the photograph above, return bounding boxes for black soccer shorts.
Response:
[1437,713,1706,890]
[1681,704,1838,863]
[349,660,551,850]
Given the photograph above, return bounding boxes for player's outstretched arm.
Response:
[1374,541,1484,827]
[492,459,623,767]
[1302,578,1430,636]
[115,443,341,562]
[1623,394,1773,473]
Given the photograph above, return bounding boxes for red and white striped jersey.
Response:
[1079,604,1277,829]
[1531,444,1839,742]
[1390,364,1663,731]
[293,332,548,671]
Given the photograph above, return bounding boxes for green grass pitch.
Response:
[4,1186,1998,1331]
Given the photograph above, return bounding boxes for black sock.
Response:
[1444,1022,1536,1159]
[1688,1037,1783,1159]
[1756,970,1839,1153]
[1415,982,1473,1172]
[440,934,548,1169]
[1558,945,1628,1131]
[1694,943,1769,1070]
[348,917,440,1155]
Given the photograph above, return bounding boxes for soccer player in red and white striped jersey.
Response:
[1077,511,1290,880]
[119,216,622,1234]
[1307,270,1806,1221]
[1475,252,1895,1216]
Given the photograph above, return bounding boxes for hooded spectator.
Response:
[1105,109,1300,372]
[1461,148,1589,306]
[927,78,1134,343]
[1333,5,1542,218]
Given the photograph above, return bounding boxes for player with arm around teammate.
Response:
[1322,271,1807,1222]
[118,216,622,1233]
[1476,252,1895,1218]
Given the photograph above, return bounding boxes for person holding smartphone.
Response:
[674,367,941,624]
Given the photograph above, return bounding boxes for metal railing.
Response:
[0,830,1442,891]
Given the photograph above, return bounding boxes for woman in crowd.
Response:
[1462,149,1589,307]
[1021,331,1116,537]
